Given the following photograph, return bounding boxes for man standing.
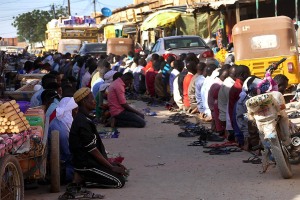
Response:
[69,87,127,188]
[107,73,146,128]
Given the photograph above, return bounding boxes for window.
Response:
[151,40,160,53]
[164,37,206,49]
[251,35,278,50]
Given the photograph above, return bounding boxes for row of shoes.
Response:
[178,123,225,142]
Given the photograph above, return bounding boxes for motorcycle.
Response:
[245,58,297,179]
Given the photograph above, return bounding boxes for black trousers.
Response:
[115,110,146,128]
[75,165,125,188]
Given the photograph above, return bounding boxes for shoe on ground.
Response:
[206,133,225,142]
[178,131,197,137]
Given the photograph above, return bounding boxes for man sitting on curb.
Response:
[107,72,146,128]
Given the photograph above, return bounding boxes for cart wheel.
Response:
[50,130,60,193]
[0,155,24,200]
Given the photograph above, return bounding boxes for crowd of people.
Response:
[17,49,290,198]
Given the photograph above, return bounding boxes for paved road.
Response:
[25,101,300,200]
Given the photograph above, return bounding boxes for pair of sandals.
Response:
[203,147,242,155]
[242,155,262,164]
[58,184,104,200]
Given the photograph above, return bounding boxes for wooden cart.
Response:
[0,106,60,200]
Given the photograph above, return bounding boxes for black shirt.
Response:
[69,111,107,168]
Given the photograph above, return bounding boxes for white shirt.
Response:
[173,76,183,109]
[218,76,235,122]
[195,75,206,113]
[81,71,91,87]
[200,69,220,116]
[169,69,180,95]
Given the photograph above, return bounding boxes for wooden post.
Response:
[235,1,240,23]
[207,11,212,39]
[50,130,60,193]
[194,11,198,35]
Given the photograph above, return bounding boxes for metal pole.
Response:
[93,0,96,16]
[256,0,259,18]
[275,0,277,16]
[68,0,71,16]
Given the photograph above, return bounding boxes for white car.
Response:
[147,35,217,64]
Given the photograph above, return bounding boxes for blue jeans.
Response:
[115,111,146,128]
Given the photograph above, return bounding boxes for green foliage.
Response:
[12,6,68,44]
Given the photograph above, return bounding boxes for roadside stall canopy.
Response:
[141,10,182,31]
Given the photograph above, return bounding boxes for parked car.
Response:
[147,35,217,64]
[79,42,107,56]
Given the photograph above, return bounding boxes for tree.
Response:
[12,6,68,45]
[12,10,51,45]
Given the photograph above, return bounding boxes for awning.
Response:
[141,10,182,31]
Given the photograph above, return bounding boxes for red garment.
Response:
[107,78,127,117]
[49,110,56,124]
[145,69,158,97]
[210,79,224,132]
[228,79,243,127]
[183,73,193,107]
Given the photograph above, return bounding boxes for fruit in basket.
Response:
[0,100,30,134]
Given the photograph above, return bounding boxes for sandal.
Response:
[203,148,230,155]
[242,156,261,164]
[226,147,242,152]
[58,192,105,200]
[203,141,238,149]
[178,131,197,137]
[188,140,207,146]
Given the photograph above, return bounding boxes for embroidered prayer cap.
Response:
[73,87,91,103]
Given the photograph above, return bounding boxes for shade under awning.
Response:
[141,11,181,31]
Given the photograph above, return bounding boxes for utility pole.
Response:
[68,0,71,16]
[52,4,56,19]
[93,0,96,17]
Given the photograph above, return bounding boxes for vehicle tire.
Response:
[289,153,300,165]
[270,138,293,179]
[289,134,300,165]
[0,155,24,200]
[50,130,60,193]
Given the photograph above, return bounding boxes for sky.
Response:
[0,0,133,38]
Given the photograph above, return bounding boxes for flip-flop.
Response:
[242,156,258,163]
[178,131,197,137]
[209,149,230,155]
[203,141,238,149]
[203,147,225,153]
[251,157,262,164]
[226,147,243,152]
[188,140,207,146]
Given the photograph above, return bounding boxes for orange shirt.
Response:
[183,73,193,107]
[142,61,153,73]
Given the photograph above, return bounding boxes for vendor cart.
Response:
[0,102,60,200]
[4,73,45,101]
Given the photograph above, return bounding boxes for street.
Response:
[25,100,300,200]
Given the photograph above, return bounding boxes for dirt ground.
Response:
[25,100,300,200]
